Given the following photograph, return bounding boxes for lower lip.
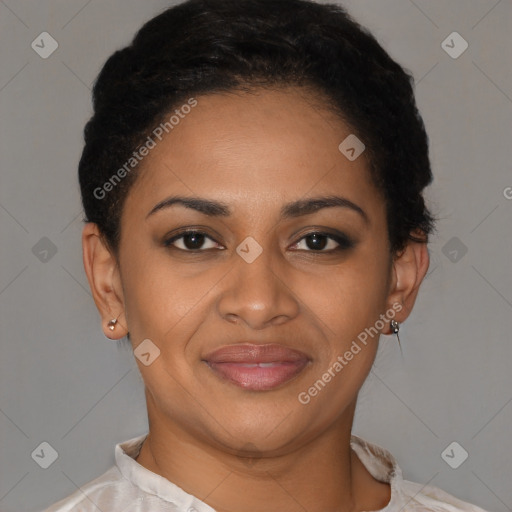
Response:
[206,361,309,391]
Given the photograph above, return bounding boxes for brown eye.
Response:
[291,232,355,252]
[164,231,222,251]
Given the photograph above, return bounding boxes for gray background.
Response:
[0,1,511,511]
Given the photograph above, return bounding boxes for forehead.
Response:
[122,87,384,222]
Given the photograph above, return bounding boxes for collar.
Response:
[115,433,403,510]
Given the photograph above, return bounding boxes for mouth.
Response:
[203,343,311,391]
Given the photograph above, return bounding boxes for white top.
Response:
[43,433,488,512]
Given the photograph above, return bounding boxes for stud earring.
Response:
[107,318,118,331]
[390,319,402,351]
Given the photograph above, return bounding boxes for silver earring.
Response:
[390,319,402,351]
[107,318,118,331]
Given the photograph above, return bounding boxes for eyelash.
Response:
[163,229,355,253]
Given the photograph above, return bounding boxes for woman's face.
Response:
[111,87,401,454]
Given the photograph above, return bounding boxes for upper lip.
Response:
[203,343,310,364]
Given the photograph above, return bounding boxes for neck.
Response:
[135,393,390,512]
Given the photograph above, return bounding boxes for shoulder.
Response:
[41,434,149,511]
[41,465,136,511]
[399,479,489,511]
[350,434,489,512]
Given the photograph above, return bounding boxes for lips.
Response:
[203,343,310,391]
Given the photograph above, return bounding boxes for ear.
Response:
[82,222,128,339]
[384,240,430,334]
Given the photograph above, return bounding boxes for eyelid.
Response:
[163,229,224,250]
[290,230,355,251]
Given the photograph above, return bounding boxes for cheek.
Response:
[303,254,390,339]
[294,258,389,415]
[120,249,224,345]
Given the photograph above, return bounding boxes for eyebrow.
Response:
[146,195,369,224]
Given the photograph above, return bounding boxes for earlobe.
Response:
[82,223,128,339]
[385,240,430,333]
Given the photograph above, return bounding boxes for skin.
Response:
[82,86,429,512]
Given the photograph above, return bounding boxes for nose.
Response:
[216,243,300,330]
